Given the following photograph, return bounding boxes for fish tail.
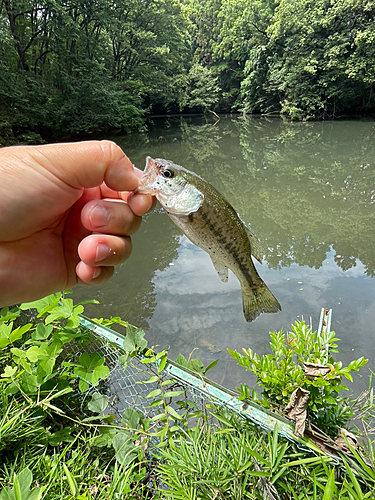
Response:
[241,283,281,323]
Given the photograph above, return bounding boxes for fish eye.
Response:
[162,168,174,179]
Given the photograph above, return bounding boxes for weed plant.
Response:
[229,321,369,438]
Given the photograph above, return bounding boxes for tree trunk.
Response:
[3,0,30,72]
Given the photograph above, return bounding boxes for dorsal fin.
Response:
[245,227,264,264]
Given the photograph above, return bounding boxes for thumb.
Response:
[29,140,139,192]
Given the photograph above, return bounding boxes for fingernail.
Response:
[146,198,153,213]
[96,243,110,262]
[90,205,110,228]
[92,268,102,279]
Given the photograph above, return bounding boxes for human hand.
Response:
[0,140,154,306]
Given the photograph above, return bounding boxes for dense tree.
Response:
[264,0,375,119]
[189,0,375,119]
[177,63,221,112]
[1,0,375,143]
[0,0,191,142]
[215,0,276,112]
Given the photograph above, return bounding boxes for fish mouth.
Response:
[135,156,159,194]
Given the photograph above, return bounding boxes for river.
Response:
[73,115,375,396]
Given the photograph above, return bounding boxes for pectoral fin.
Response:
[211,258,228,283]
[245,227,264,264]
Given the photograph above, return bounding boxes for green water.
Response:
[74,115,375,393]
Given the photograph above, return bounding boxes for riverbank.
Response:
[3,110,375,148]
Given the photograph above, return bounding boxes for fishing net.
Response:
[67,311,344,463]
[64,319,212,423]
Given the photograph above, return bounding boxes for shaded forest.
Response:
[1,0,375,143]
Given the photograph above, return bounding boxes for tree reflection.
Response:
[170,116,375,276]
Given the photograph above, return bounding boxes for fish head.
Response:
[137,157,204,215]
[138,157,187,196]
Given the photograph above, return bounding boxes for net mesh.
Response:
[63,328,211,422]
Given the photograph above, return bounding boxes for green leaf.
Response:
[0,307,20,324]
[20,294,61,313]
[48,427,75,446]
[74,352,110,391]
[0,323,31,348]
[322,469,336,500]
[0,323,12,349]
[32,324,53,341]
[147,399,164,408]
[145,388,162,399]
[88,393,109,413]
[150,412,167,422]
[203,359,219,374]
[163,390,185,398]
[112,432,136,465]
[95,427,117,447]
[143,375,159,384]
[1,366,17,378]
[45,299,74,324]
[189,358,204,374]
[123,325,147,354]
[121,408,142,429]
[10,348,27,359]
[161,378,177,386]
[281,456,332,467]
[25,346,40,363]
[166,405,182,420]
[66,306,84,328]
[211,412,234,428]
[175,353,187,367]
[63,463,77,496]
[119,354,128,370]
[158,354,168,373]
[10,324,32,342]
[175,353,204,374]
[155,350,168,361]
[343,458,365,497]
[0,468,41,500]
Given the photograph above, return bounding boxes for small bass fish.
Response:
[137,157,281,323]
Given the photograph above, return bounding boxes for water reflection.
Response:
[74,116,375,393]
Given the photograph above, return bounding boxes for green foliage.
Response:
[0,294,151,498]
[3,0,375,142]
[1,293,375,498]
[156,415,336,499]
[72,352,110,393]
[178,63,221,112]
[0,468,41,500]
[176,351,218,375]
[229,321,368,438]
[188,0,375,119]
[0,293,106,398]
[0,0,191,142]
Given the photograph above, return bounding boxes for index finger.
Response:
[99,166,145,199]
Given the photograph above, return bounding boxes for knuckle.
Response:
[99,140,125,166]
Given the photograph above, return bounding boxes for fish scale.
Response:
[169,184,265,293]
[137,157,281,323]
